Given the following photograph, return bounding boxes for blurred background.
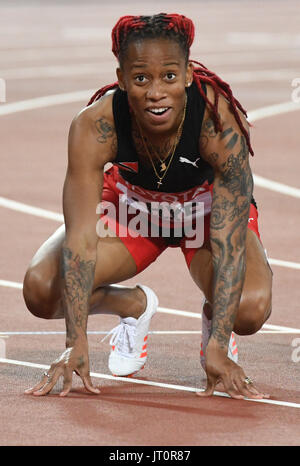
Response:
[1,0,300,295]
[0,0,300,446]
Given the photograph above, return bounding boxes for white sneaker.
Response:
[105,285,158,377]
[200,300,238,371]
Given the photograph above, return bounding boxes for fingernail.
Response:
[90,385,100,393]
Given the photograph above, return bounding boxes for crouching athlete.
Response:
[23,13,272,399]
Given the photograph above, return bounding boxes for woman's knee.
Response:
[23,266,59,319]
[234,292,272,336]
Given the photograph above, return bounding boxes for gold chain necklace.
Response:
[135,95,187,189]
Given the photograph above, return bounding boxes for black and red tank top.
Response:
[111,81,214,193]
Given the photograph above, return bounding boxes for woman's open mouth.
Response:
[145,106,172,123]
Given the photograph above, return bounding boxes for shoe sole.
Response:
[112,365,145,378]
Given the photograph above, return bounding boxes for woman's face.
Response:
[117,38,193,136]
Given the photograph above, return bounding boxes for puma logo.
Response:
[179,156,201,168]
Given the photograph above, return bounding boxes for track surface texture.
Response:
[0,0,300,447]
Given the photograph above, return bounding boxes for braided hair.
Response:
[87,13,253,156]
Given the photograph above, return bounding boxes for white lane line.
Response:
[0,89,95,116]
[1,197,300,270]
[0,357,299,409]
[2,173,300,224]
[0,330,200,336]
[1,45,299,65]
[0,197,64,222]
[227,32,300,47]
[248,100,300,122]
[0,280,23,289]
[268,258,300,270]
[253,175,300,199]
[0,87,299,201]
[1,198,300,271]
[157,308,300,334]
[0,330,202,336]
[1,63,112,80]
[222,69,300,84]
[1,64,298,84]
[0,329,299,336]
[0,88,299,125]
[0,45,108,63]
[1,278,300,334]
[157,306,201,318]
[0,92,299,203]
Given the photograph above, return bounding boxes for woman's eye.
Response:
[166,72,176,80]
[135,75,147,83]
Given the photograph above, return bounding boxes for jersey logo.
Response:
[179,156,201,168]
[116,162,139,174]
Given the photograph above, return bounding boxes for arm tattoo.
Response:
[202,118,218,138]
[209,135,253,349]
[225,132,239,150]
[61,246,96,345]
[95,117,114,144]
[94,117,117,157]
[220,127,233,140]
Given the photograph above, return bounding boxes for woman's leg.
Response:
[23,224,148,320]
[188,229,273,335]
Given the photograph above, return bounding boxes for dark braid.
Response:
[191,60,253,154]
[87,82,119,107]
[87,13,254,156]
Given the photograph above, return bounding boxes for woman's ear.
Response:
[185,61,194,88]
[116,67,126,91]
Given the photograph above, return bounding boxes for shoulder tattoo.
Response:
[94,117,115,144]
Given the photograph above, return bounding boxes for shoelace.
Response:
[102,321,137,357]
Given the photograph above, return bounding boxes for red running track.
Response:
[0,0,300,447]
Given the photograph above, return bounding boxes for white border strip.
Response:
[0,357,299,409]
[0,90,299,121]
[0,330,203,336]
[0,92,299,203]
[0,279,23,289]
[0,90,95,116]
[1,196,300,269]
[248,101,300,122]
[1,197,300,270]
[1,278,300,334]
[1,65,298,84]
[0,197,64,222]
[268,258,300,270]
[253,175,300,199]
[157,307,300,334]
[0,329,299,336]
